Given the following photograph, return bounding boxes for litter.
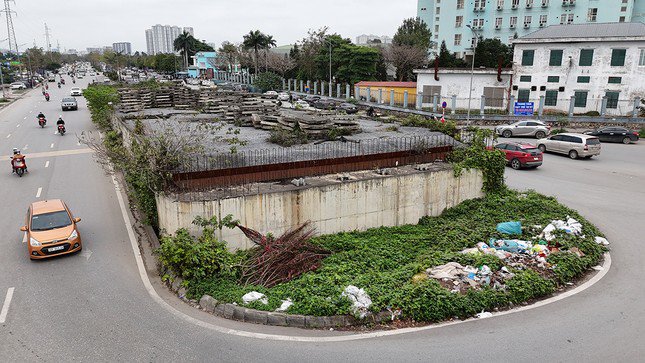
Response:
[569,247,585,257]
[541,217,583,241]
[275,298,293,312]
[497,221,522,235]
[341,285,372,319]
[591,265,604,271]
[476,311,493,319]
[427,262,467,280]
[594,236,610,246]
[242,291,268,305]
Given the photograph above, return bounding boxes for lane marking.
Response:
[29,110,32,113]
[16,124,20,128]
[22,232,27,243]
[0,287,15,324]
[45,160,49,168]
[5,134,10,138]
[23,144,28,150]
[22,116,26,119]
[53,130,58,135]
[112,166,614,342]
[36,187,42,198]
[50,143,54,149]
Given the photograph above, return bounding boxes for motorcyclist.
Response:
[44,92,50,101]
[56,116,65,127]
[57,82,61,88]
[10,148,27,173]
[37,112,46,119]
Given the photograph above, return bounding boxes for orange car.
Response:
[21,199,82,260]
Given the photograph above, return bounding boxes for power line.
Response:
[1,0,17,54]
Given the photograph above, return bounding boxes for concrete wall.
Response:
[156,168,484,250]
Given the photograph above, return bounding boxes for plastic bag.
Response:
[242,291,268,305]
[497,221,522,235]
[341,286,372,319]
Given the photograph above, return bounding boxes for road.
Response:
[0,79,643,362]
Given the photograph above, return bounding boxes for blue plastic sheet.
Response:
[497,221,522,235]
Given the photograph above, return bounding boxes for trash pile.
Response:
[341,285,373,319]
[426,218,609,294]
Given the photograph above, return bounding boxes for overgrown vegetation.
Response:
[449,128,507,193]
[176,190,605,322]
[398,114,457,136]
[268,123,309,146]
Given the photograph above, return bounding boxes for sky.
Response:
[7,0,417,52]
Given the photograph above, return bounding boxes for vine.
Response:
[449,128,506,193]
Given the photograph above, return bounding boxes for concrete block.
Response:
[222,304,236,319]
[233,306,246,321]
[266,312,288,326]
[244,309,268,325]
[305,316,326,329]
[199,295,218,313]
[285,314,306,328]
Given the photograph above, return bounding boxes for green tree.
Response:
[218,41,238,71]
[243,30,267,74]
[174,31,194,70]
[335,45,381,84]
[392,17,432,50]
[437,40,467,68]
[474,38,513,68]
[390,18,432,81]
[252,71,282,92]
[263,35,277,72]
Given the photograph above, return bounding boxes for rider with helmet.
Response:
[10,148,27,173]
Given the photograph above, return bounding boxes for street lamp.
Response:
[326,38,333,95]
[466,25,478,125]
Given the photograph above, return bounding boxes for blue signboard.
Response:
[514,102,534,116]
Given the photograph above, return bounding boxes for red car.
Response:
[493,142,543,169]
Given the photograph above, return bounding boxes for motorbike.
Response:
[61,79,65,85]
[13,159,26,177]
[58,124,66,136]
[57,82,61,88]
[38,117,46,128]
[45,94,50,101]
[72,79,76,84]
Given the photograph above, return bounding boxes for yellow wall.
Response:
[358,86,418,105]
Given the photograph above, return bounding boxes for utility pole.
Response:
[44,23,52,61]
[1,0,17,54]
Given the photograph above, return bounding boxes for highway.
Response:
[0,79,643,362]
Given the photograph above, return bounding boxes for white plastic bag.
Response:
[275,298,293,312]
[242,291,268,305]
[341,285,372,319]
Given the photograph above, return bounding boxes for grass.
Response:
[186,190,606,322]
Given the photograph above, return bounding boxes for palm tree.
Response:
[263,35,277,72]
[174,31,194,70]
[242,30,265,75]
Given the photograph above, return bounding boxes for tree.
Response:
[174,32,194,70]
[217,41,238,71]
[294,27,328,80]
[386,45,428,81]
[437,40,467,68]
[335,44,381,84]
[253,72,282,92]
[390,18,433,81]
[263,35,277,72]
[267,53,295,77]
[392,17,432,50]
[243,30,267,74]
[474,38,513,68]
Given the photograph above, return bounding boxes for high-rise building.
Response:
[112,42,132,55]
[418,0,645,58]
[145,24,194,55]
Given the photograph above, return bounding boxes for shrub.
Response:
[399,114,457,136]
[268,124,308,146]
[254,72,282,93]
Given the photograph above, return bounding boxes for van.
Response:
[537,133,601,159]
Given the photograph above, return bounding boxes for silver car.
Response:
[496,120,550,139]
[537,133,601,159]
[61,97,78,111]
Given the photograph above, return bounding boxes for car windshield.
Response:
[586,138,601,145]
[62,98,75,102]
[523,148,541,153]
[31,211,72,231]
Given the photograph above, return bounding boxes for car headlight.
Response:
[68,230,78,240]
[30,237,41,247]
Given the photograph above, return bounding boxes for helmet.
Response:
[59,115,63,119]
[13,148,19,155]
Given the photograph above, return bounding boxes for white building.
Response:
[112,42,132,55]
[415,69,513,110]
[355,34,392,45]
[145,24,194,55]
[512,22,645,116]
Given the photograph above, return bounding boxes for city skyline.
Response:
[3,0,416,52]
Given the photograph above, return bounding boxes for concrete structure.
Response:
[415,68,513,111]
[188,51,218,78]
[112,42,132,55]
[145,24,194,55]
[512,22,645,116]
[356,34,393,45]
[86,47,103,54]
[418,0,645,57]
[156,166,484,250]
[356,81,418,105]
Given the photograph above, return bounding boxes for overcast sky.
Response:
[9,0,416,52]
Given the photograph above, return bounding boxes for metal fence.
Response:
[171,135,456,192]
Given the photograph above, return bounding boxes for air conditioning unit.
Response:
[524,23,531,28]
[512,5,518,9]
[527,4,532,8]
[539,22,545,27]
[497,5,503,10]
[495,24,501,29]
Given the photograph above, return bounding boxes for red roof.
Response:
[355,81,417,88]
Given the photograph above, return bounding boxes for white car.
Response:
[277,92,290,101]
[263,90,278,98]
[10,82,26,90]
[70,87,82,96]
[294,99,310,109]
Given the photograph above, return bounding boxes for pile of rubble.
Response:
[252,112,360,138]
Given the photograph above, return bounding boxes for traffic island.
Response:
[158,190,609,329]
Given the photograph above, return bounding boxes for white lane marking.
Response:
[16,124,20,128]
[29,110,32,113]
[0,287,15,324]
[45,161,49,168]
[5,134,10,138]
[50,143,54,149]
[22,116,26,119]
[23,144,28,150]
[36,187,42,198]
[54,130,58,135]
[112,164,615,342]
[22,232,27,243]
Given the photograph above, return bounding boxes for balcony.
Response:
[474,6,486,12]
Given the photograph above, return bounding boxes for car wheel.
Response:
[535,131,546,139]
[510,158,521,170]
[538,144,546,152]
[622,137,631,145]
[502,130,512,138]
[569,150,578,159]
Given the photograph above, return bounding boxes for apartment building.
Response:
[145,25,195,55]
[417,0,645,57]
[112,42,132,55]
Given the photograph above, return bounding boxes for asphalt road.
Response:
[0,80,643,362]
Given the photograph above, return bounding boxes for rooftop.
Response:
[355,81,417,88]
[516,22,645,42]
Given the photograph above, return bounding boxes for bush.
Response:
[449,128,506,193]
[268,124,308,146]
[254,72,282,93]
[399,114,457,136]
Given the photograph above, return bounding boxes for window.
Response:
[610,49,626,66]
[560,14,566,24]
[547,76,560,82]
[621,6,627,12]
[471,37,477,48]
[579,49,594,66]
[472,19,484,27]
[640,49,645,66]
[608,77,622,84]
[527,0,533,7]
[456,16,463,27]
[577,76,590,83]
[542,0,549,6]
[484,87,505,107]
[540,15,548,26]
[606,91,620,109]
[520,75,532,82]
[574,91,588,107]
[512,0,520,7]
[518,89,530,102]
[545,90,558,106]
[510,16,518,27]
[619,16,626,22]
[522,49,535,66]
[435,25,439,33]
[568,14,574,23]
[497,0,505,8]
[436,6,440,14]
[475,0,485,9]
[549,49,563,66]
[524,16,532,27]
[457,0,464,9]
[587,8,598,22]
[454,34,462,46]
[496,17,503,27]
